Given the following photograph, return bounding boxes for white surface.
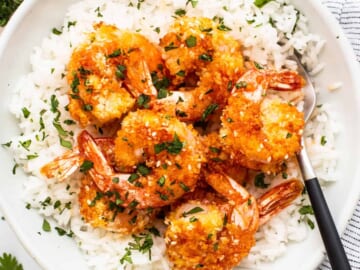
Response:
[0,214,41,269]
[1,0,360,270]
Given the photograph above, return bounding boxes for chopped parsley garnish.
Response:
[120,248,133,265]
[27,153,39,160]
[70,74,80,93]
[2,141,12,148]
[235,81,247,89]
[67,20,77,29]
[21,107,30,118]
[129,200,139,208]
[120,231,156,264]
[320,136,327,146]
[299,205,314,215]
[158,192,169,201]
[176,70,186,77]
[60,136,72,150]
[94,6,103,17]
[201,103,218,121]
[137,94,151,109]
[53,200,61,209]
[12,163,19,175]
[189,216,198,222]
[179,182,190,192]
[209,146,221,154]
[64,119,76,125]
[112,177,120,184]
[52,121,68,136]
[199,53,213,62]
[151,72,170,91]
[254,0,274,8]
[128,173,139,183]
[82,104,93,111]
[115,64,127,79]
[79,160,94,173]
[137,163,151,176]
[254,173,270,188]
[50,94,59,112]
[286,133,293,138]
[0,253,23,270]
[89,192,103,207]
[175,109,187,117]
[174,9,186,17]
[0,0,23,27]
[182,206,204,217]
[154,27,160,34]
[19,139,31,151]
[164,42,178,51]
[157,176,166,187]
[200,26,212,33]
[157,88,169,99]
[185,35,197,48]
[282,172,288,179]
[55,227,68,236]
[217,23,232,32]
[42,219,51,232]
[186,0,198,8]
[299,205,315,229]
[52,27,62,35]
[254,61,264,69]
[154,133,183,155]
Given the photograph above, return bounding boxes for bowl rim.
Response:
[1,0,360,269]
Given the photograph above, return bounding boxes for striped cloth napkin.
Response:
[320,1,360,269]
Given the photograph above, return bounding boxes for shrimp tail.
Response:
[77,130,115,192]
[40,147,83,181]
[268,70,305,91]
[257,179,304,225]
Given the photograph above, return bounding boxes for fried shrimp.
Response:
[78,174,157,235]
[77,110,205,209]
[67,23,162,127]
[220,68,305,172]
[165,173,303,270]
[154,17,244,122]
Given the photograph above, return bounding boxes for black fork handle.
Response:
[305,177,351,270]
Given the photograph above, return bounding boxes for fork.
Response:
[294,56,351,270]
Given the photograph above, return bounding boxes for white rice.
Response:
[3,0,339,269]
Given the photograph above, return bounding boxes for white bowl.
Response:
[1,0,360,269]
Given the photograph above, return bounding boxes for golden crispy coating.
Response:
[67,23,163,127]
[76,110,205,209]
[165,173,259,270]
[220,69,305,172]
[165,173,303,269]
[155,17,244,122]
[78,175,157,234]
[159,17,215,85]
[221,95,304,167]
[112,110,205,208]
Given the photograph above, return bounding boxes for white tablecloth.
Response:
[1,0,360,269]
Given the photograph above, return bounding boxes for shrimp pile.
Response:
[41,16,308,269]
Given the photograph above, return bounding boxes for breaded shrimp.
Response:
[220,68,305,172]
[154,17,244,122]
[67,23,162,127]
[77,110,205,209]
[78,174,157,234]
[165,173,303,270]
